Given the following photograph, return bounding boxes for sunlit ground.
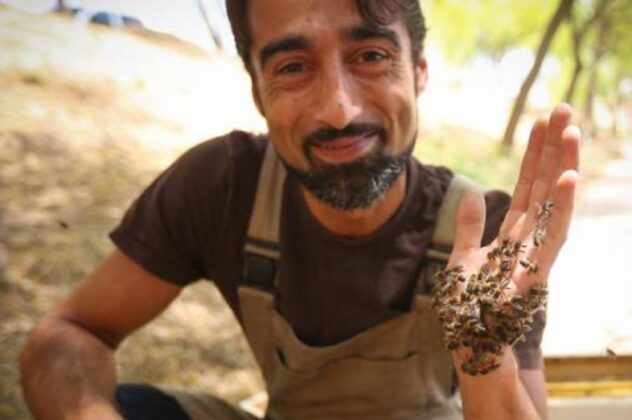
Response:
[0,6,630,419]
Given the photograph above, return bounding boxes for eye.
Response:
[278,61,305,74]
[357,50,388,63]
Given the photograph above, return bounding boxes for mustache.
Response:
[304,123,386,146]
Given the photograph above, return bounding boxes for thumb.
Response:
[452,192,486,253]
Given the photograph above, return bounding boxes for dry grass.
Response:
[0,8,263,419]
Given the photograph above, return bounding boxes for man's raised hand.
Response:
[434,104,581,375]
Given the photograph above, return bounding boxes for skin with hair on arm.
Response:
[449,103,581,419]
[19,250,182,419]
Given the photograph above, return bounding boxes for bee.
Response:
[448,265,464,274]
[533,227,546,247]
[466,283,479,294]
[487,247,502,260]
[447,340,459,350]
[606,348,617,358]
[519,259,539,275]
[528,284,548,298]
[480,284,493,294]
[513,241,526,255]
[499,260,513,273]
[537,200,554,221]
[434,271,446,282]
[472,324,487,336]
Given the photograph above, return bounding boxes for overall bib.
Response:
[169,144,478,420]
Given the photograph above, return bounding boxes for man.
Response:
[20,0,580,419]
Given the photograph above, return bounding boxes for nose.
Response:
[312,65,361,129]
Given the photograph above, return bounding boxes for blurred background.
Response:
[0,0,630,418]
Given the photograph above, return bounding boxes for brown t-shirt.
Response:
[110,130,544,369]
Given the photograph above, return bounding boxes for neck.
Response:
[302,171,407,238]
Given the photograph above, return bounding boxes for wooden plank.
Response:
[544,356,632,382]
[547,381,632,397]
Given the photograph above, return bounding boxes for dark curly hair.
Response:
[225,0,427,75]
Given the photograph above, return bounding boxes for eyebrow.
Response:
[258,24,401,69]
[259,35,311,69]
[344,24,401,51]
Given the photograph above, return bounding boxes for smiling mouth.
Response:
[310,131,379,164]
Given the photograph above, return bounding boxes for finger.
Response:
[499,118,547,236]
[521,169,579,285]
[520,105,575,240]
[510,118,548,212]
[529,104,573,206]
[537,169,579,278]
[558,124,581,176]
[452,192,486,253]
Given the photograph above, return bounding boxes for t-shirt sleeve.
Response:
[483,189,546,370]
[109,135,234,286]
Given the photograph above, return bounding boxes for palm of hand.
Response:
[434,104,581,375]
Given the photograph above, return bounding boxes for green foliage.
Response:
[425,0,558,63]
[607,0,632,80]
[415,127,522,191]
[425,0,631,138]
[567,0,632,103]
[415,124,618,193]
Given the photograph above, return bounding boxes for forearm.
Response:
[454,348,542,420]
[19,316,122,420]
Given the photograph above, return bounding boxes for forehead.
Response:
[247,0,403,52]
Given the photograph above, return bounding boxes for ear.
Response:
[414,56,428,97]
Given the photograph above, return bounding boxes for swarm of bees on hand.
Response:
[432,201,553,375]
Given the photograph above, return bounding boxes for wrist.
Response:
[452,346,519,380]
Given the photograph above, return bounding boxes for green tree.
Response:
[427,0,553,65]
[502,0,575,147]
[581,0,632,136]
[564,0,614,105]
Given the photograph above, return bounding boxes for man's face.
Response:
[248,0,427,210]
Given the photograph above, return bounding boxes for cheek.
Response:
[260,80,307,125]
[378,86,418,147]
[399,94,418,137]
[261,93,312,167]
[356,67,418,147]
[261,89,297,133]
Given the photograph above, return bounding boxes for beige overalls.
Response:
[166,144,478,420]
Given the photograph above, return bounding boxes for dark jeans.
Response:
[115,384,190,420]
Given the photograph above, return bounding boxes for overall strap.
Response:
[416,174,482,294]
[243,143,286,290]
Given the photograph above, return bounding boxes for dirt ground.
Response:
[0,7,264,419]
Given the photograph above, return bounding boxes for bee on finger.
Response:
[537,200,554,221]
[519,259,539,275]
[533,227,546,247]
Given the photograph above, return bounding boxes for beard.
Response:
[280,123,415,212]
